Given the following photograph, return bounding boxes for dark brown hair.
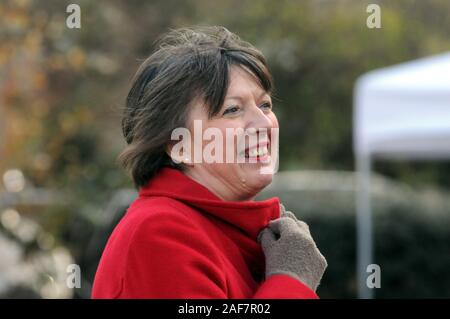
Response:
[120,26,273,188]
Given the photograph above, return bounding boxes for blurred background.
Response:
[1,0,450,298]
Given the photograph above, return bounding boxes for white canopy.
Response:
[354,52,450,159]
[353,52,450,299]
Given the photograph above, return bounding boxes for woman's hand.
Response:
[257,204,328,291]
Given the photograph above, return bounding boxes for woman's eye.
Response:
[223,106,240,116]
[260,102,272,110]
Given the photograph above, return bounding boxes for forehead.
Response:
[226,65,268,99]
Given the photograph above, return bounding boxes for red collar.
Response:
[138,167,280,239]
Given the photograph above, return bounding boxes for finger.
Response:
[279,203,286,217]
[268,217,298,235]
[295,220,312,237]
[257,228,276,249]
[278,209,311,236]
[282,210,299,222]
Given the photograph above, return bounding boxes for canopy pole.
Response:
[356,154,374,299]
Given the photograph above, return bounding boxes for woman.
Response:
[92,26,327,299]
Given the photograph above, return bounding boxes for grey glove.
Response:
[257,205,327,291]
[279,203,307,228]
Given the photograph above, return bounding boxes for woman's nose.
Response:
[246,103,273,131]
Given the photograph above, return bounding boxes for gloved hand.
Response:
[257,205,327,292]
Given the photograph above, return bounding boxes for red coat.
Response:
[92,167,318,299]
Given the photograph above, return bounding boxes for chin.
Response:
[244,166,274,193]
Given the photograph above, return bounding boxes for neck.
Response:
[183,169,255,202]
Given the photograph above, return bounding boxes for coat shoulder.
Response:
[125,195,200,225]
[114,195,212,245]
[92,196,221,298]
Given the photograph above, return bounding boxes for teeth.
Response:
[258,146,268,156]
[247,146,268,158]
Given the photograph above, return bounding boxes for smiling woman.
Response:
[92,26,327,299]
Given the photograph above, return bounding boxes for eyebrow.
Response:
[225,90,270,102]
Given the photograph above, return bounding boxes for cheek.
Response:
[208,119,242,141]
[201,120,242,162]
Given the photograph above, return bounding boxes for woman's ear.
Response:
[166,141,193,166]
[167,125,194,166]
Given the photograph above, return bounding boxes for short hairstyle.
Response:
[119,26,273,188]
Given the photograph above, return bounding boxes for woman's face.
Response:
[181,65,279,201]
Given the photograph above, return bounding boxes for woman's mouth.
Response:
[243,142,271,163]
